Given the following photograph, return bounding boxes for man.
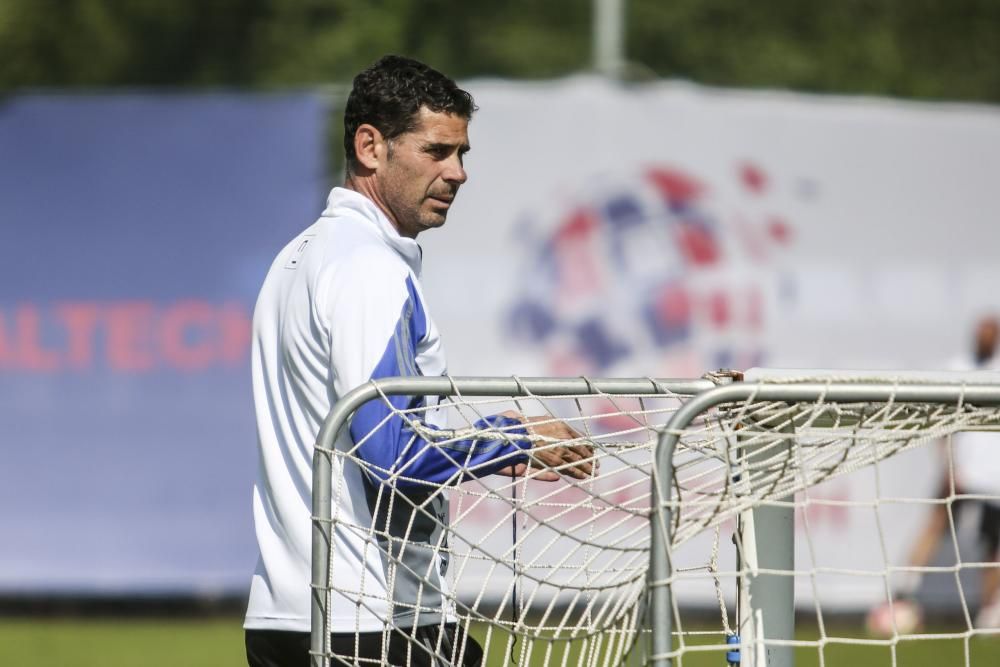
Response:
[949,315,1000,627]
[883,315,1000,630]
[244,55,593,667]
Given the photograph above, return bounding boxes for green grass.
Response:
[0,617,246,667]
[470,622,1000,666]
[671,623,1000,667]
[0,617,998,666]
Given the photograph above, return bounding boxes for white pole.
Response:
[593,0,625,78]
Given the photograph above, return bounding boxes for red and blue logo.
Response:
[506,162,798,377]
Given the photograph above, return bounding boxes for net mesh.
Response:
[314,376,1000,666]
[318,383,687,666]
[665,377,1000,666]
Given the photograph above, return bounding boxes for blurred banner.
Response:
[426,77,1000,378]
[4,80,1000,608]
[420,77,1000,609]
[0,94,328,593]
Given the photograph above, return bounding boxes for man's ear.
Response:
[353,124,385,171]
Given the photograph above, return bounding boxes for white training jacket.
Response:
[244,188,529,633]
[948,355,1000,498]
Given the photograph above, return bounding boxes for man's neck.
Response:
[343,174,408,238]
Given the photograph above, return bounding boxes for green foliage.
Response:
[0,0,270,87]
[1,0,999,102]
[630,0,1000,101]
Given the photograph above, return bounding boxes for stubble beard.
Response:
[381,152,451,235]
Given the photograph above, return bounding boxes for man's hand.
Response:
[495,412,596,482]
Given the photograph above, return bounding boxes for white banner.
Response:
[421,77,1000,609]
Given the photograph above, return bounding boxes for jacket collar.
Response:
[321,187,423,275]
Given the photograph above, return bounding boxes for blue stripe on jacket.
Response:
[349,276,531,487]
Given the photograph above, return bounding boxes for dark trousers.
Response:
[246,625,484,667]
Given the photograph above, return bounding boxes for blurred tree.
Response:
[1,0,997,102]
[630,0,1000,101]
[0,0,271,86]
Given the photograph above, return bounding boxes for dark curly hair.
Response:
[343,55,477,174]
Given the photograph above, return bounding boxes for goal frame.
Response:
[310,374,1000,667]
[309,375,717,667]
[651,380,1000,667]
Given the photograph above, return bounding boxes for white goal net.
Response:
[311,372,1000,667]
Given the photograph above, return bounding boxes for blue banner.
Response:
[0,93,329,593]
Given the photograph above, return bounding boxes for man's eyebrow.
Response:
[424,141,471,153]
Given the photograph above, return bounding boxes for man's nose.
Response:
[443,155,467,185]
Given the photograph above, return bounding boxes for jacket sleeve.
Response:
[325,252,531,488]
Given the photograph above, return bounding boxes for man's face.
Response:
[376,107,470,238]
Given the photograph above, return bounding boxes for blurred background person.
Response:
[876,316,1000,632]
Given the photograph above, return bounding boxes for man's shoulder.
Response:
[332,245,409,287]
[322,222,407,273]
[306,226,410,302]
[945,355,978,373]
[945,354,1000,373]
[259,218,400,287]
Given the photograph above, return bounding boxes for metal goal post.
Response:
[650,377,1000,667]
[309,375,716,667]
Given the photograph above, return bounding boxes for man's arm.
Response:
[327,255,593,487]
[326,257,532,487]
